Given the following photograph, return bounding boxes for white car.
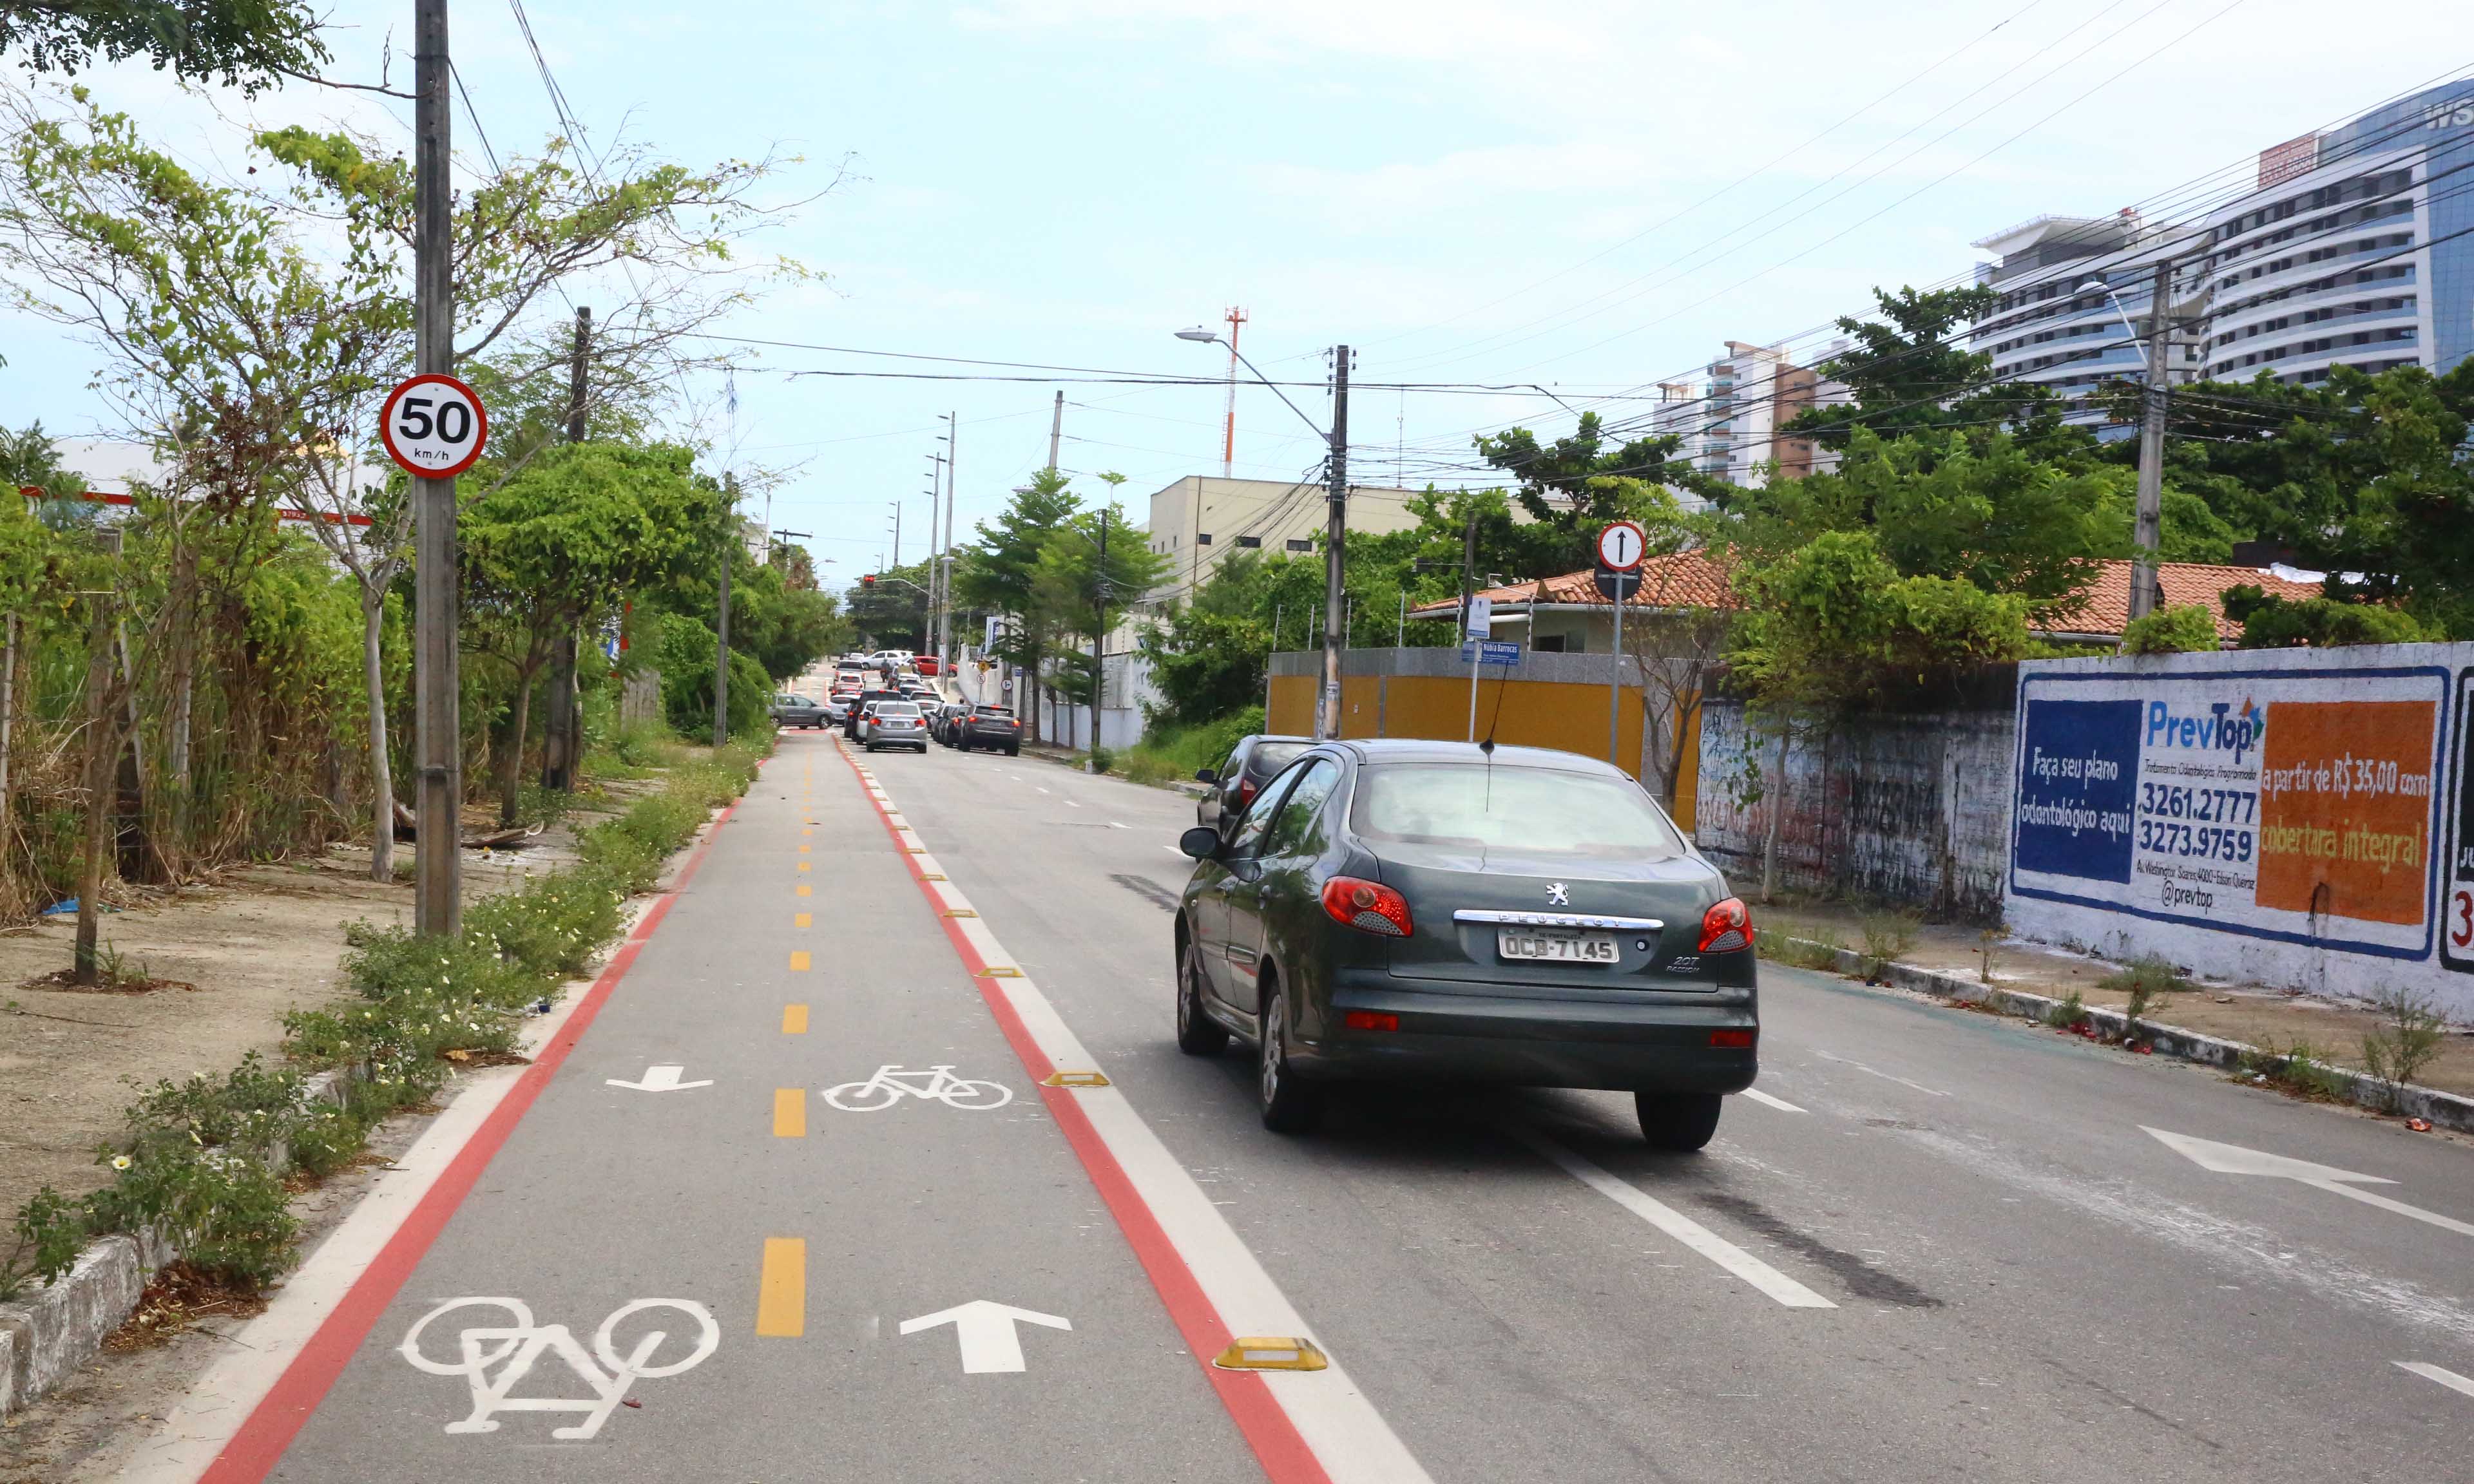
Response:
[859,700,930,753]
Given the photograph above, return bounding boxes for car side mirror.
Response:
[1178,826,1222,861]
[1194,768,1218,785]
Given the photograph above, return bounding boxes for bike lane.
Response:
[198,733,1261,1483]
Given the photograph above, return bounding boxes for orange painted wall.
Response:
[1264,670,1701,825]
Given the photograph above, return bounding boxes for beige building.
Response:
[1141,475,1430,607]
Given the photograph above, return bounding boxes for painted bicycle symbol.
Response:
[398,1296,719,1440]
[822,1063,1013,1112]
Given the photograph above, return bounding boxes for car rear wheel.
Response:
[1635,1092,1721,1152]
[1175,933,1227,1056]
[1004,744,1019,756]
[1256,983,1319,1133]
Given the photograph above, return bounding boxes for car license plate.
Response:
[1497,929,1618,964]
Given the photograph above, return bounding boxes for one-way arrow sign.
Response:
[2143,1127,2474,1238]
[898,1299,1071,1373]
[604,1064,713,1092]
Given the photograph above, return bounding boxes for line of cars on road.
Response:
[1168,732,1760,1149]
[774,653,1030,756]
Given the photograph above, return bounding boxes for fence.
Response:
[1265,647,1702,825]
[1691,670,2017,920]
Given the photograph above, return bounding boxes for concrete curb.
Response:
[1779,936,2474,1135]
[0,1067,354,1420]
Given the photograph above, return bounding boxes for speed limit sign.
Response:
[379,373,490,479]
[1597,520,1647,571]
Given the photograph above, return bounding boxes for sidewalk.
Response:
[1758,898,2474,1099]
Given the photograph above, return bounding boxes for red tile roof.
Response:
[2042,560,2321,642]
[1411,551,2323,642]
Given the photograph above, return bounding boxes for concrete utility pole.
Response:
[715,472,737,747]
[1318,345,1350,741]
[542,304,590,792]
[412,0,460,936]
[925,452,944,661]
[939,412,957,677]
[1047,391,1063,473]
[2129,257,2174,625]
[1088,508,1109,767]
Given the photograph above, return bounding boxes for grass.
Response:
[1758,926,1848,973]
[1109,709,1267,790]
[2100,955,2188,1041]
[2362,987,2448,1109]
[2237,1039,2355,1102]
[2043,989,2089,1031]
[1858,912,1919,980]
[1,735,765,1298]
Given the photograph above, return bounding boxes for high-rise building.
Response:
[1965,81,2474,424]
[1649,341,1846,496]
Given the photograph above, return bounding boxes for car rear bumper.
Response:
[1291,977,1757,1093]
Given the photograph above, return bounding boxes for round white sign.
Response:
[1597,520,1647,571]
[380,374,490,479]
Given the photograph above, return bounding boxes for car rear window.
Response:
[1351,765,1684,860]
[973,706,1014,716]
[876,703,921,717]
[1247,741,1309,777]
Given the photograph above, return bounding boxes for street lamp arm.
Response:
[868,575,932,597]
[1226,345,1328,442]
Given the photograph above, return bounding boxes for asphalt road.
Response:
[234,728,2473,1482]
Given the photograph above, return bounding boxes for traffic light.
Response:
[861,574,876,589]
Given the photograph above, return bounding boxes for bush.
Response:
[2362,987,2448,1108]
[2044,989,2089,1030]
[2121,603,2221,655]
[1088,747,1114,775]
[2100,955,2187,1031]
[2223,585,2429,649]
[8,742,759,1293]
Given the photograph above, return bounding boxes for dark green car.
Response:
[1173,739,1758,1148]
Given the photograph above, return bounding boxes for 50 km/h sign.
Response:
[380,373,490,479]
[1597,520,1647,572]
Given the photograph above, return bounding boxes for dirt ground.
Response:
[0,808,601,1228]
[1764,902,2474,1098]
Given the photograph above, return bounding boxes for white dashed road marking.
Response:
[1740,1087,1807,1114]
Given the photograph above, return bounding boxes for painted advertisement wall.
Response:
[2008,645,2474,1020]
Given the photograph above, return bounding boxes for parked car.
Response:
[956,705,1022,755]
[932,701,972,745]
[1171,739,1756,1146]
[771,693,829,729]
[914,656,945,677]
[1195,734,1312,837]
[860,700,930,753]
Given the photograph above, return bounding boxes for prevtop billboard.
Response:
[2007,646,2474,1018]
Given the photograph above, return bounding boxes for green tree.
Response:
[462,442,711,821]
[2221,584,2430,649]
[952,469,1082,741]
[1,0,325,94]
[1473,412,1703,571]
[2120,603,2222,655]
[1030,500,1171,750]
[1779,284,2084,460]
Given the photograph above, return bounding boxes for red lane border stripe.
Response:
[197,795,746,1483]
[834,742,1331,1484]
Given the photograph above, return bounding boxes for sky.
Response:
[4,0,2471,586]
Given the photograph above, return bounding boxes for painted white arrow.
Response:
[2143,1127,2474,1238]
[897,1300,1071,1373]
[604,1065,713,1092]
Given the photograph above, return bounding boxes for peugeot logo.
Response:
[1546,882,1570,906]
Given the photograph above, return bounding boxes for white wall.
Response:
[2006,643,2474,1022]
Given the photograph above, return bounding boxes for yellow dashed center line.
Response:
[797,862,811,873]
[772,1088,807,1138]
[789,950,811,972]
[756,1238,807,1337]
[782,1004,810,1034]
[799,845,811,855]
[794,912,812,928]
[796,884,812,897]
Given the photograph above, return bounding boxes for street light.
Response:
[2076,279,2143,355]
[1175,325,1350,742]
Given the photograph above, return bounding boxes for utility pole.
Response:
[1047,390,1063,473]
[1459,509,1480,743]
[925,453,945,661]
[1089,508,1110,768]
[542,304,590,792]
[2129,256,2174,624]
[891,500,902,569]
[715,472,737,747]
[939,412,957,678]
[1318,345,1350,741]
[412,0,459,937]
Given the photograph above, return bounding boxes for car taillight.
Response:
[1699,897,1752,953]
[1235,778,1258,808]
[1321,877,1412,937]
